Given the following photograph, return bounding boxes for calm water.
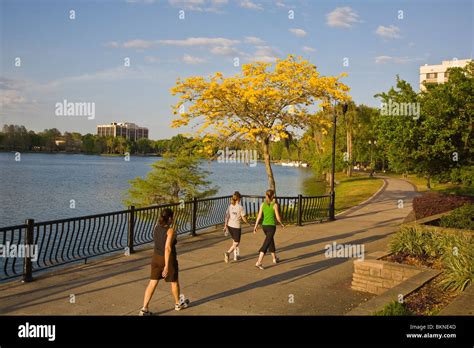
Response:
[0,153,326,227]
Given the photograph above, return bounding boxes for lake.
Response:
[0,152,326,227]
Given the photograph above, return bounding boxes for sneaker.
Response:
[273,256,280,264]
[224,252,230,263]
[139,308,153,316]
[175,299,190,311]
[255,263,265,270]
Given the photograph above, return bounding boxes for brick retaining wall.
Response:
[351,259,421,295]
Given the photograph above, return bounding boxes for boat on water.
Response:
[280,161,309,167]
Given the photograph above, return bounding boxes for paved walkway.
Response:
[0,177,418,315]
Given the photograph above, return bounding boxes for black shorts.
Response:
[227,226,241,243]
[150,253,179,282]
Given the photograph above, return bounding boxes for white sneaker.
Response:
[233,248,239,261]
[175,299,190,311]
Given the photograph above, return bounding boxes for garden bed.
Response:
[403,274,458,315]
[382,252,443,270]
[412,192,473,220]
[350,205,473,315]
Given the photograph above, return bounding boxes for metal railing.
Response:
[0,194,330,282]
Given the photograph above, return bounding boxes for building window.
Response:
[426,73,438,79]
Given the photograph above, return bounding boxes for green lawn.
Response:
[334,173,384,213]
[384,173,474,195]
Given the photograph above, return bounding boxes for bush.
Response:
[450,166,474,186]
[374,300,412,316]
[390,225,445,258]
[412,192,473,220]
[439,204,474,230]
[440,233,474,292]
[390,225,473,292]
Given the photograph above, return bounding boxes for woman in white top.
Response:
[223,191,249,263]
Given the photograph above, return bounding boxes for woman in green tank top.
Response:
[253,189,285,269]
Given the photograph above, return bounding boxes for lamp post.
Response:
[329,101,348,221]
[368,140,377,176]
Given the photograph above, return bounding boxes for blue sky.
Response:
[1,0,472,139]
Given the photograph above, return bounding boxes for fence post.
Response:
[22,219,34,283]
[329,192,335,221]
[297,194,303,226]
[128,206,135,254]
[191,197,198,236]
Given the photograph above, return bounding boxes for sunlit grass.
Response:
[384,173,474,195]
[334,173,384,213]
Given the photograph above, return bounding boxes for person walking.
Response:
[253,189,284,270]
[139,208,190,315]
[223,191,249,263]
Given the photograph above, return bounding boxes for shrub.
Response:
[390,225,444,258]
[440,233,474,292]
[450,166,474,186]
[439,204,474,230]
[374,300,412,316]
[390,225,473,292]
[413,192,473,220]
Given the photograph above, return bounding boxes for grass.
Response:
[374,300,413,316]
[385,173,474,195]
[334,173,384,213]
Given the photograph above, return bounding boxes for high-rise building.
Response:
[419,59,471,91]
[97,122,149,141]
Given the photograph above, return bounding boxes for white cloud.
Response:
[104,41,120,48]
[210,46,240,56]
[275,1,294,9]
[0,79,28,109]
[289,28,307,37]
[158,37,239,46]
[182,54,206,64]
[375,25,402,39]
[123,39,155,49]
[244,36,265,45]
[246,46,279,63]
[374,55,421,64]
[302,46,316,52]
[239,0,263,10]
[326,7,361,28]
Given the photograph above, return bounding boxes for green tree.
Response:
[124,151,218,207]
[82,134,97,153]
[39,128,61,152]
[375,62,473,187]
[136,138,153,154]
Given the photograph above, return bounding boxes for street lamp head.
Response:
[342,103,349,115]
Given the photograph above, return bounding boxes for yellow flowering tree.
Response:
[171,55,350,192]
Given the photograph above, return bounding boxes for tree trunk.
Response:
[346,128,352,177]
[262,137,276,192]
[426,174,431,190]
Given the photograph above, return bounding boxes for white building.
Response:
[97,122,149,141]
[419,59,472,91]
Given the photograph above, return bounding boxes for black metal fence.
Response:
[0,194,330,282]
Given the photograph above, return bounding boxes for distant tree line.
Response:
[0,125,195,156]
